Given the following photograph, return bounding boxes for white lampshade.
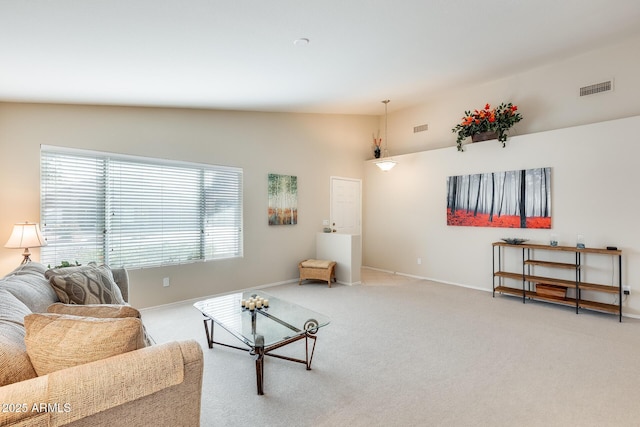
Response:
[375,159,397,171]
[5,222,47,263]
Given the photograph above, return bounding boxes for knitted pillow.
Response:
[24,313,145,376]
[46,264,125,305]
[0,290,37,386]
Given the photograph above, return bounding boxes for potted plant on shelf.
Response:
[451,102,523,152]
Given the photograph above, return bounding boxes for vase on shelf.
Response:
[471,131,499,143]
[374,147,381,158]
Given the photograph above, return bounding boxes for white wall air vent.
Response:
[579,80,613,97]
[413,124,428,133]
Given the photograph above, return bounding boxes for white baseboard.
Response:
[362,265,487,291]
[141,278,298,313]
[336,280,361,286]
[362,265,640,320]
[361,265,395,274]
[143,267,640,320]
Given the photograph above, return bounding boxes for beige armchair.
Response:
[0,340,203,427]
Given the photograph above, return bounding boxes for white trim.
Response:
[140,278,298,313]
[336,280,361,286]
[362,265,396,274]
[143,268,640,320]
[362,266,639,319]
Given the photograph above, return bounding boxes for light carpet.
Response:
[141,269,640,427]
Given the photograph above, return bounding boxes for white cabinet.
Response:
[316,233,362,285]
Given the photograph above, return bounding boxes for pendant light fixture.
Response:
[375,99,397,171]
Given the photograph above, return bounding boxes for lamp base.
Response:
[21,248,32,264]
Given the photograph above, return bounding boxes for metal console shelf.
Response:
[492,242,623,322]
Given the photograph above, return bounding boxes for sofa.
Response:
[0,262,203,427]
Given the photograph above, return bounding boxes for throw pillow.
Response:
[24,313,145,376]
[0,290,37,386]
[47,303,155,346]
[47,302,141,318]
[46,264,126,305]
[0,262,59,313]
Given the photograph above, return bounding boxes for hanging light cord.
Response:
[382,99,390,156]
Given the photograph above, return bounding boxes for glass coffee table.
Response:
[193,291,330,395]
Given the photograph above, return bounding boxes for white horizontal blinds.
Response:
[40,151,106,267]
[40,145,243,269]
[107,160,204,267]
[203,169,243,259]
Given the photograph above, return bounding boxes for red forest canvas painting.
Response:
[447,167,551,228]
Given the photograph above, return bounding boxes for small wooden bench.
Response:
[298,259,337,288]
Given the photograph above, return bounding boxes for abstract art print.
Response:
[447,167,551,228]
[268,173,298,225]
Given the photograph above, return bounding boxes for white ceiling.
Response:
[2,0,640,115]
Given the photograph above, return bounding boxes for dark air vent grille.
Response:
[413,124,428,133]
[580,80,612,96]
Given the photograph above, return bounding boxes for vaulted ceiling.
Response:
[2,0,640,115]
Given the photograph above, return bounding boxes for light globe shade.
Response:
[4,222,47,263]
[375,159,397,171]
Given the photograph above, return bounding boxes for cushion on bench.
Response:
[300,259,333,269]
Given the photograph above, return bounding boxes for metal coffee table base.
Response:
[201,317,319,395]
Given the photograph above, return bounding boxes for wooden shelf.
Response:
[493,272,618,293]
[578,300,620,314]
[578,283,620,294]
[524,259,578,269]
[492,242,623,321]
[495,286,574,307]
[493,241,622,256]
[524,274,578,288]
[494,286,619,314]
[493,271,523,281]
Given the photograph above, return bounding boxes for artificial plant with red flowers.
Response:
[451,102,523,151]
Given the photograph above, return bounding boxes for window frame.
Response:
[40,145,243,268]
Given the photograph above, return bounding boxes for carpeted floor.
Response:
[141,269,640,427]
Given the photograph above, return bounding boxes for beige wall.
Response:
[2,33,639,312]
[363,33,640,317]
[364,115,640,316]
[381,33,640,154]
[0,103,376,307]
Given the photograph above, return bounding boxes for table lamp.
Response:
[4,222,47,264]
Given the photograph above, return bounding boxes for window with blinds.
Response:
[40,145,243,268]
